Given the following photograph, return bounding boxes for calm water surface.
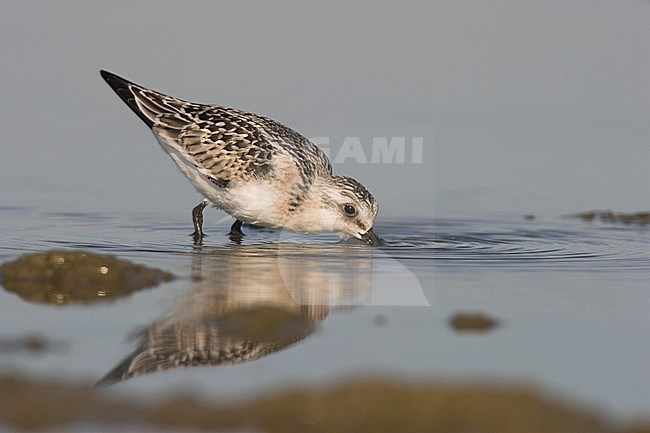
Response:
[0,206,649,421]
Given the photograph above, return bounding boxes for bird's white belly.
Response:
[226,181,284,226]
[156,134,285,227]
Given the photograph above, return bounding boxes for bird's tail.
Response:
[100,70,189,129]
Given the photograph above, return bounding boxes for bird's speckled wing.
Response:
[101,70,332,187]
[95,326,298,386]
[94,310,322,387]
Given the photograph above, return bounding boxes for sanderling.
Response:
[100,70,381,245]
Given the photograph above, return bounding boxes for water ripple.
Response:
[2,208,649,271]
[382,217,650,270]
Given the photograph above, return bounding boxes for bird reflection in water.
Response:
[96,242,374,387]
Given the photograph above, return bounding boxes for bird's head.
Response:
[304,175,381,245]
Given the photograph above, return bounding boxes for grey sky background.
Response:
[1,1,649,218]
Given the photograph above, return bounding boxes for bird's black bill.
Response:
[360,227,384,246]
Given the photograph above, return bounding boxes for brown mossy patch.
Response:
[571,210,650,226]
[0,250,174,305]
[2,373,649,432]
[450,311,500,332]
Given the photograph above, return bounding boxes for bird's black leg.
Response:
[192,199,209,244]
[229,219,244,243]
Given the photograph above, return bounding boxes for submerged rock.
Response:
[0,334,66,355]
[0,250,173,304]
[450,311,499,332]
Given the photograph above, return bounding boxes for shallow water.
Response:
[1,206,649,422]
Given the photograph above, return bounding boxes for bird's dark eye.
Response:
[343,204,357,217]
